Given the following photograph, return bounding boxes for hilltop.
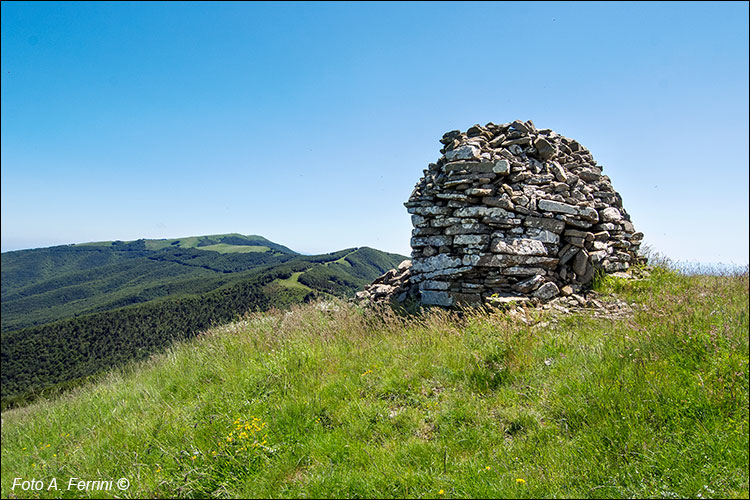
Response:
[1,267,747,498]
[1,234,299,332]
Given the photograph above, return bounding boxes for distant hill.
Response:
[1,234,299,332]
[1,235,407,406]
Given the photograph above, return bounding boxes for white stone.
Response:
[420,280,450,290]
[533,282,560,300]
[493,159,511,175]
[420,290,454,306]
[537,199,578,215]
[454,206,513,218]
[491,238,547,256]
[600,207,622,222]
[412,254,462,273]
[528,229,560,244]
[445,145,481,161]
[454,234,488,246]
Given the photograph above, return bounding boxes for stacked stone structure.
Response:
[403,120,643,306]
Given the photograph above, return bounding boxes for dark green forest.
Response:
[1,236,406,408]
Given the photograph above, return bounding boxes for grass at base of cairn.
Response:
[1,267,748,498]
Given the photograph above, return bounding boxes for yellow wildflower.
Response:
[438,490,445,495]
[516,478,526,484]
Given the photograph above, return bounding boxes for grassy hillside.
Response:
[1,234,298,332]
[1,267,747,498]
[1,246,406,407]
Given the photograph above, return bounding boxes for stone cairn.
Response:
[358,120,644,307]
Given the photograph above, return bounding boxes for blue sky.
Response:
[1,1,748,265]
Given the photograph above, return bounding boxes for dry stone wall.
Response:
[404,120,643,307]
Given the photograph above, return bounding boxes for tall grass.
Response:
[1,267,748,498]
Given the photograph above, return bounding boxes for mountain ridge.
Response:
[1,234,407,407]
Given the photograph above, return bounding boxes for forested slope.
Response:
[1,234,298,332]
[1,242,406,407]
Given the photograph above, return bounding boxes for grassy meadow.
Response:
[1,266,748,498]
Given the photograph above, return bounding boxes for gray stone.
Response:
[600,207,622,222]
[589,250,607,265]
[577,206,600,222]
[527,174,555,185]
[513,275,545,293]
[420,280,450,290]
[445,223,489,235]
[534,137,556,160]
[483,216,522,227]
[488,134,507,148]
[411,235,452,247]
[559,245,579,265]
[572,249,589,276]
[527,228,560,244]
[466,188,493,197]
[436,193,469,201]
[411,214,429,227]
[578,168,601,181]
[418,266,472,280]
[491,238,547,256]
[502,136,533,147]
[445,145,481,161]
[493,159,511,175]
[537,199,578,215]
[462,254,481,266]
[412,254,462,273]
[445,161,494,174]
[454,234,489,246]
[523,216,565,233]
[533,282,560,300]
[510,120,530,133]
[497,266,549,276]
[487,295,531,306]
[548,161,568,182]
[477,254,558,268]
[420,290,454,306]
[431,216,465,228]
[454,206,513,218]
[370,284,395,297]
[481,196,514,210]
[408,206,452,216]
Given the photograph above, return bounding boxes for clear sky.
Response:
[1,1,748,265]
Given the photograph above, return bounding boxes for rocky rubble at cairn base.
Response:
[355,260,412,304]
[403,120,644,307]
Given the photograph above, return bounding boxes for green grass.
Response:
[75,234,285,252]
[1,267,747,498]
[275,271,313,292]
[196,244,271,254]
